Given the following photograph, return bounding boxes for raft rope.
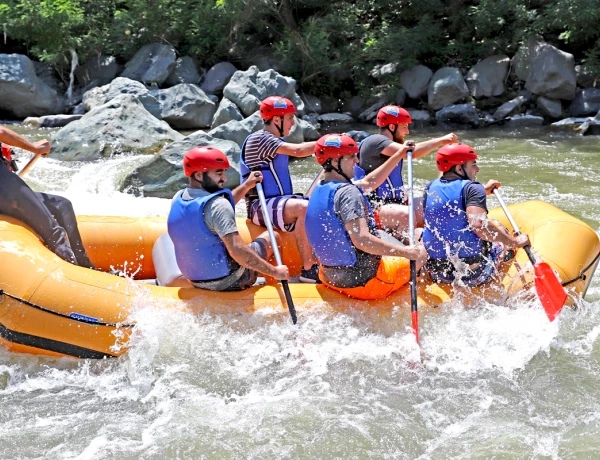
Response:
[0,289,135,328]
[561,250,600,287]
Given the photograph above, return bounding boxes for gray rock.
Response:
[82,77,162,119]
[536,97,562,119]
[493,95,530,120]
[302,113,321,130]
[505,114,545,127]
[301,94,322,114]
[575,65,599,89]
[22,114,83,128]
[165,56,202,86]
[466,55,509,98]
[400,65,433,99]
[358,93,395,123]
[120,43,177,86]
[122,131,241,198]
[407,109,433,125]
[75,55,120,87]
[394,89,407,107]
[343,96,366,117]
[152,84,216,129]
[511,36,544,81]
[370,62,398,79]
[551,117,590,128]
[201,62,237,95]
[428,67,469,111]
[286,117,319,143]
[524,43,576,100]
[72,103,85,115]
[577,110,600,135]
[0,54,62,117]
[347,130,371,143]
[208,94,219,104]
[34,62,60,91]
[318,113,355,123]
[568,89,600,117]
[223,66,297,117]
[50,94,182,161]
[208,112,264,147]
[435,104,479,127]
[211,97,244,129]
[290,92,306,116]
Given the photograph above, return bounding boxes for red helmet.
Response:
[183,146,230,176]
[314,134,359,165]
[436,143,478,172]
[259,96,296,120]
[376,105,412,127]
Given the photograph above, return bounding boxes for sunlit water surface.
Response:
[1,125,600,459]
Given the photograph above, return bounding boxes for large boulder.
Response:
[223,66,297,117]
[151,84,216,129]
[82,77,162,119]
[524,43,576,100]
[301,94,322,114]
[358,93,395,123]
[75,55,120,87]
[0,54,63,117]
[211,97,244,129]
[493,94,531,120]
[208,112,264,146]
[511,36,544,82]
[121,131,240,198]
[435,104,479,127]
[120,43,177,86]
[465,55,509,98]
[400,65,433,99]
[568,89,600,117]
[50,94,182,161]
[165,56,202,86]
[536,97,562,119]
[407,109,433,126]
[201,62,237,95]
[285,117,320,143]
[427,67,469,110]
[22,114,83,128]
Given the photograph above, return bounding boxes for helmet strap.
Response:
[453,164,469,180]
[328,158,353,183]
[274,116,285,137]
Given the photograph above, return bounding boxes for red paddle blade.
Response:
[412,310,419,344]
[533,262,568,322]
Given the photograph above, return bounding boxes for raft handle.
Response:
[562,250,600,287]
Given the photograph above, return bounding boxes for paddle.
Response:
[305,168,324,198]
[17,154,41,178]
[406,145,419,343]
[254,174,298,324]
[493,189,567,321]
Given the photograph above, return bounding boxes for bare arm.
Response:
[0,127,51,156]
[345,217,422,260]
[231,171,262,204]
[276,141,317,158]
[380,133,458,160]
[354,142,414,193]
[222,232,290,280]
[467,206,530,248]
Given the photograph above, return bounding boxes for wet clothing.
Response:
[357,134,405,206]
[0,158,92,267]
[423,175,499,286]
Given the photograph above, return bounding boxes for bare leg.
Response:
[282,198,315,270]
[377,196,424,239]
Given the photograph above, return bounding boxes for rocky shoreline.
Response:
[1,37,600,198]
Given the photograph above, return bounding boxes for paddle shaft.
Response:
[406,149,418,344]
[17,154,41,178]
[305,168,324,197]
[255,177,297,324]
[492,189,537,264]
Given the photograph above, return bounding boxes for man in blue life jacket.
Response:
[357,105,458,238]
[305,134,427,300]
[239,96,320,283]
[0,126,95,268]
[168,146,290,291]
[422,143,530,287]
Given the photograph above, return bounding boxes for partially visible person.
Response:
[356,105,458,238]
[168,146,289,291]
[0,126,94,268]
[305,134,427,300]
[239,96,320,283]
[422,143,530,287]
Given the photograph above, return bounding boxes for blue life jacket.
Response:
[355,136,405,203]
[239,133,293,198]
[306,181,378,267]
[422,178,483,260]
[167,189,236,281]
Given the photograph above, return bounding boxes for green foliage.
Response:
[2,0,600,95]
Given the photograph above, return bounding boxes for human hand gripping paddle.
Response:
[493,189,567,321]
[254,173,298,324]
[17,139,50,178]
[406,142,419,343]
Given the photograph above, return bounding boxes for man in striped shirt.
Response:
[239,96,320,283]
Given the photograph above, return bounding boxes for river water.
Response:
[1,124,600,458]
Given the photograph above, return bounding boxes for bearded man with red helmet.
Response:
[168,146,289,291]
[422,143,530,286]
[304,134,427,300]
[239,96,320,283]
[356,105,458,239]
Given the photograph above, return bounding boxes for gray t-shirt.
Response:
[358,134,393,173]
[319,183,381,288]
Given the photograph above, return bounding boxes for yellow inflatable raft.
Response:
[0,200,598,359]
